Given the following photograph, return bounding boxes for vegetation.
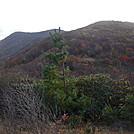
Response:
[0,22,134,133]
[0,21,133,77]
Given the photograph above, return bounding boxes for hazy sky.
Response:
[0,0,134,40]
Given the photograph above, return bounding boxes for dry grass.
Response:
[0,119,134,134]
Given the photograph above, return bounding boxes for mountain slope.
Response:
[65,21,134,56]
[1,21,134,77]
[0,30,62,61]
[16,21,134,61]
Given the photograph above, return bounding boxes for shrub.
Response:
[120,93,134,122]
[75,73,114,122]
[1,75,56,134]
[38,76,89,119]
[76,74,114,105]
[104,58,112,64]
[102,106,119,123]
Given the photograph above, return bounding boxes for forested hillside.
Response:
[1,21,133,77]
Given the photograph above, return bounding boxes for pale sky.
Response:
[0,0,134,40]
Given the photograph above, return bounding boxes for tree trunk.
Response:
[62,62,66,92]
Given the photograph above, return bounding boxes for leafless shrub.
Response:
[0,74,83,134]
[1,76,63,134]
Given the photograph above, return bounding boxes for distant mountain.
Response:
[0,30,64,61]
[0,21,134,77]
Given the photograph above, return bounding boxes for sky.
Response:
[0,0,134,40]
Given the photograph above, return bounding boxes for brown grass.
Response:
[0,119,133,134]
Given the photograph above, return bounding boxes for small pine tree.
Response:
[42,28,69,92]
[40,29,92,120]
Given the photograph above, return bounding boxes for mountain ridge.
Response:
[0,21,134,77]
[0,29,65,61]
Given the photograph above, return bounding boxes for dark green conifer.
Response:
[42,28,69,92]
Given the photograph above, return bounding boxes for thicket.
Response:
[0,29,134,133]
